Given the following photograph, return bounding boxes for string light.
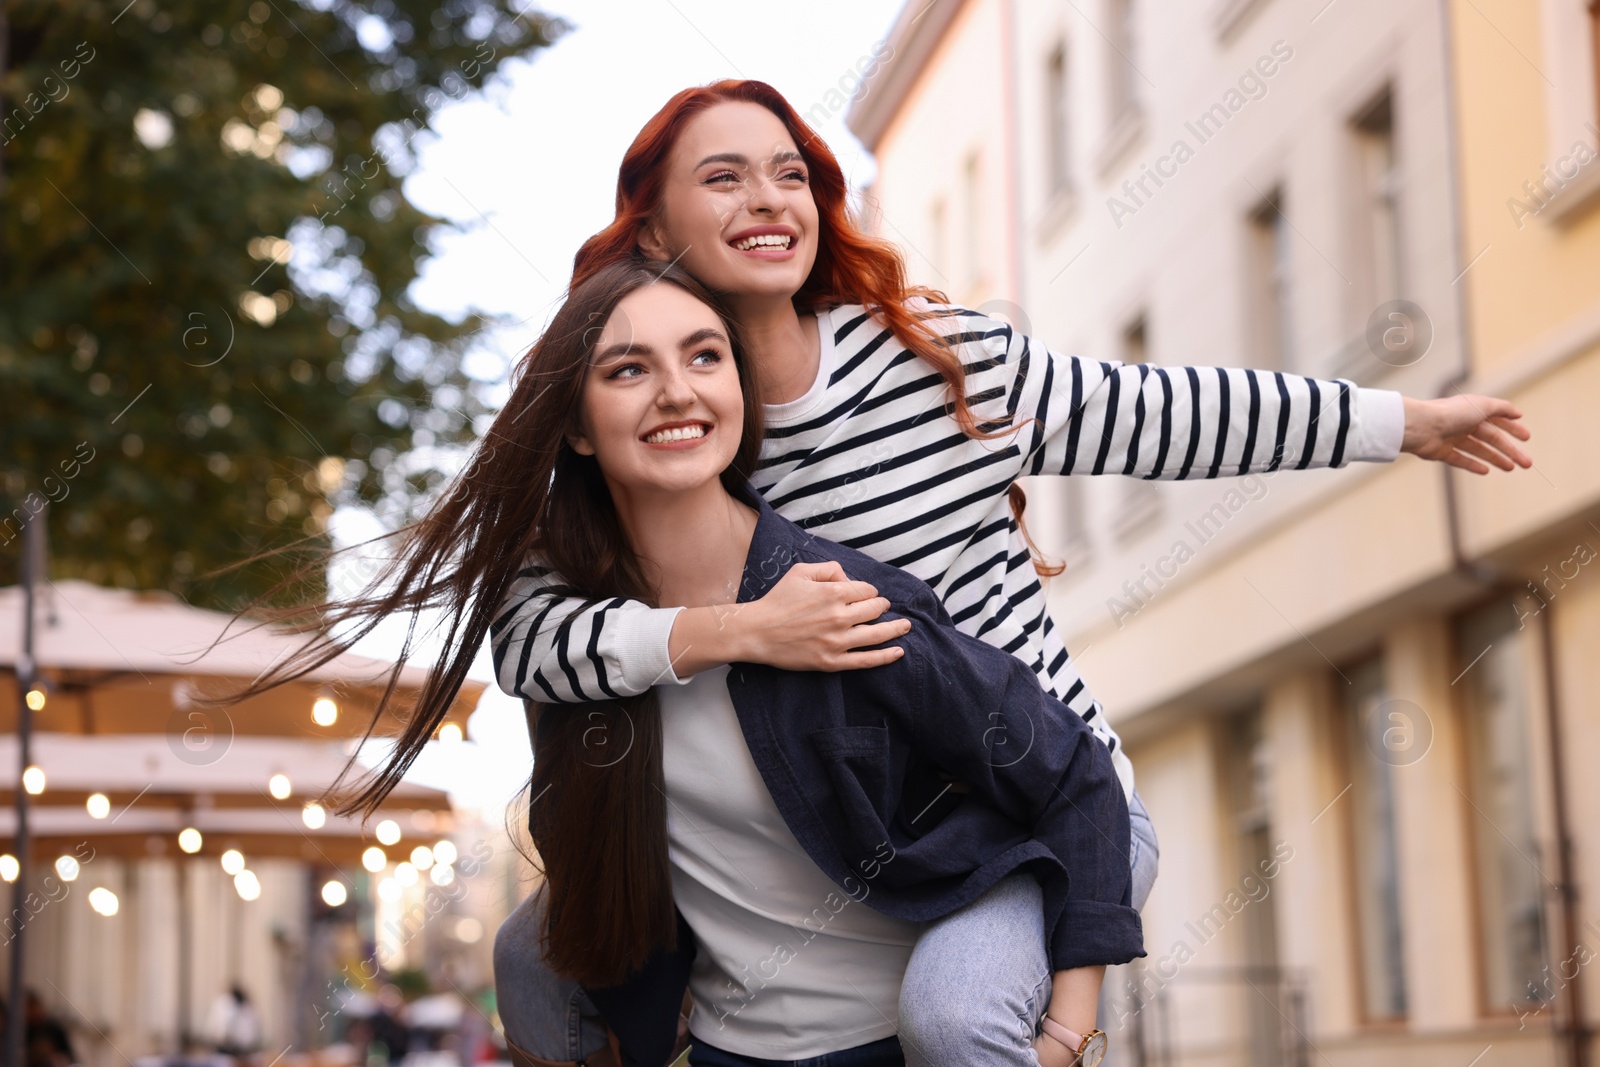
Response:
[312,697,339,727]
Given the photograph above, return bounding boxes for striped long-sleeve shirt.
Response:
[489,301,1407,800]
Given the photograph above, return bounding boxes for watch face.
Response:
[1081,1031,1108,1067]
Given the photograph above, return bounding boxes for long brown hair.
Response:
[219,259,765,984]
[573,78,1060,574]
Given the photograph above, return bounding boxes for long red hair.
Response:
[572,79,1061,574]
[572,79,985,435]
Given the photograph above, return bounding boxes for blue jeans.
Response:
[688,1035,904,1066]
[494,789,1159,1065]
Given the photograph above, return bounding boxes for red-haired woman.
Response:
[488,82,1529,1064]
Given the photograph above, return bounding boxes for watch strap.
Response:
[1039,1013,1084,1053]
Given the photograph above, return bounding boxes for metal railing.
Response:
[1101,964,1312,1067]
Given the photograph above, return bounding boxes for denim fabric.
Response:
[688,1035,904,1066]
[493,885,609,1062]
[1128,788,1160,912]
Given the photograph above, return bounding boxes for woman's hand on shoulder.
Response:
[736,561,912,671]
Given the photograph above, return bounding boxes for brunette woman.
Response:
[519,257,1140,1065]
[227,258,1142,1066]
[488,79,1531,1061]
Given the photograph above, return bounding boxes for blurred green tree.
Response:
[0,0,564,609]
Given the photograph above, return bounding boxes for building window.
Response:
[929,199,948,285]
[1591,2,1600,124]
[1107,0,1139,122]
[1456,599,1550,1014]
[1343,654,1409,1022]
[962,151,982,289]
[1046,42,1072,193]
[1247,189,1294,370]
[1114,314,1160,532]
[1351,89,1403,317]
[1223,705,1284,1067]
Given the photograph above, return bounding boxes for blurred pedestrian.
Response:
[204,985,262,1061]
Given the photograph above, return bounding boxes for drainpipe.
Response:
[1436,1,1588,1062]
[1001,0,1025,307]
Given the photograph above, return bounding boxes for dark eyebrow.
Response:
[681,327,727,349]
[595,340,651,361]
[695,152,747,169]
[594,327,725,362]
[694,150,805,169]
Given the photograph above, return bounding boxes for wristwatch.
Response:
[1039,1015,1107,1066]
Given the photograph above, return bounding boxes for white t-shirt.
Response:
[660,665,923,1058]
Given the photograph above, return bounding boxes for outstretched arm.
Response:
[489,560,910,703]
[932,307,1530,478]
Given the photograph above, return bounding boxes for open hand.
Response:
[1400,394,1532,474]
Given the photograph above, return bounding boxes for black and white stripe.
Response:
[490,300,1390,800]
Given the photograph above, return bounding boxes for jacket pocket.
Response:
[807,725,896,859]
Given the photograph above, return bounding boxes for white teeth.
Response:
[733,233,793,251]
[645,424,708,444]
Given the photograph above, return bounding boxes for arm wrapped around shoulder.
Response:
[894,583,1147,970]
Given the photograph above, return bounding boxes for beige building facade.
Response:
[851,0,1600,1063]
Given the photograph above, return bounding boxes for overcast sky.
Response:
[347,0,906,814]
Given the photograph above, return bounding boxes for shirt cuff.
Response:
[1349,387,1405,462]
[1049,899,1147,970]
[615,605,690,692]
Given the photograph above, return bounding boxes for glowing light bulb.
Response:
[25,688,46,711]
[439,722,463,743]
[302,803,326,829]
[375,819,401,846]
[88,887,119,916]
[321,880,348,907]
[178,828,203,854]
[361,846,386,873]
[220,849,246,875]
[21,766,45,795]
[312,697,339,726]
[55,855,80,882]
[234,870,261,901]
[432,839,457,866]
[268,773,291,799]
[409,845,434,870]
[86,793,111,819]
[0,855,17,882]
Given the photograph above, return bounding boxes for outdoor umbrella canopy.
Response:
[0,733,455,866]
[0,579,484,740]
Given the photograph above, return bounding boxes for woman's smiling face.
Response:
[639,101,820,302]
[570,281,745,500]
